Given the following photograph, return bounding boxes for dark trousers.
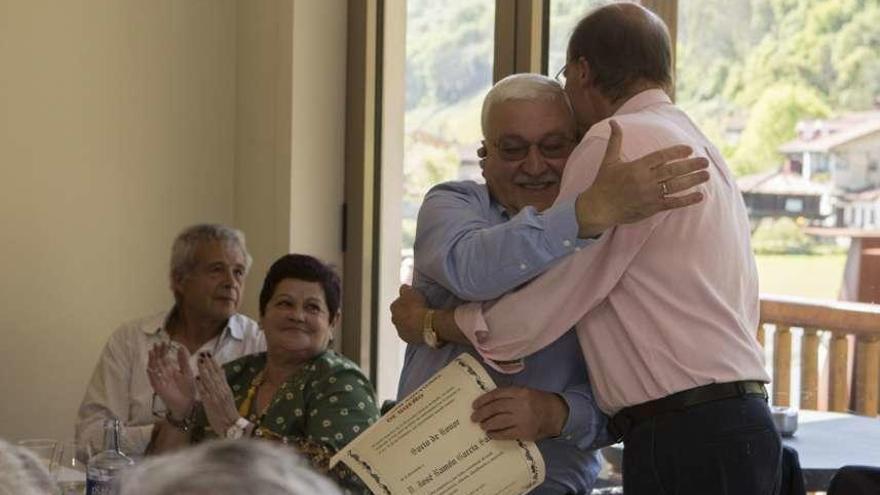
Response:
[622,395,782,495]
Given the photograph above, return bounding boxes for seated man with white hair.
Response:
[117,439,343,495]
[76,224,266,455]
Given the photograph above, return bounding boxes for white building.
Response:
[778,110,880,228]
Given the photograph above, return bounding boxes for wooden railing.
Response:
[760,294,880,416]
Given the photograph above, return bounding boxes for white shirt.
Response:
[75,309,265,454]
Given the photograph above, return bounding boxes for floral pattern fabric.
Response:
[191,350,379,491]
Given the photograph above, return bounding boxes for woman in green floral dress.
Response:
[147,254,379,491]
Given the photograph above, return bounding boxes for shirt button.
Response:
[574,246,581,252]
[565,435,572,441]
[519,263,527,270]
[563,240,572,247]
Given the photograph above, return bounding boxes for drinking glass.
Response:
[56,440,90,495]
[16,439,59,475]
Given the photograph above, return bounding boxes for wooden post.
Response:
[640,0,678,97]
[829,332,850,412]
[773,325,792,407]
[756,321,765,347]
[800,328,819,410]
[493,0,547,81]
[855,336,880,416]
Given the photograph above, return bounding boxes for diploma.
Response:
[330,353,545,495]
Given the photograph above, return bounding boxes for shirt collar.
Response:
[226,316,245,340]
[492,200,511,219]
[485,186,514,220]
[613,89,672,117]
[142,306,244,341]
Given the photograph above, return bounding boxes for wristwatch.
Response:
[225,417,252,439]
[422,309,444,349]
[165,406,195,433]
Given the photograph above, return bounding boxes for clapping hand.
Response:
[147,342,196,420]
[195,352,241,436]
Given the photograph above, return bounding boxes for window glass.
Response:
[402,0,495,268]
[381,0,495,401]
[547,0,606,77]
[677,0,880,408]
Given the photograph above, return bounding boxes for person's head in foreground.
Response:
[118,439,343,495]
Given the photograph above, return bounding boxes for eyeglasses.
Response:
[555,56,584,85]
[554,64,567,85]
[491,135,575,162]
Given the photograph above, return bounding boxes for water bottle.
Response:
[86,419,134,495]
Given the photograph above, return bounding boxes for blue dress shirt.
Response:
[397,180,611,494]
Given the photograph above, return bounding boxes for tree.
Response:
[830,1,880,109]
[676,0,880,176]
[731,84,831,176]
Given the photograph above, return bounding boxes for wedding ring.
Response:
[660,181,669,198]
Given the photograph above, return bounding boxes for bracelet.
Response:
[166,405,195,432]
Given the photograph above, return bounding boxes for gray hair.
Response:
[169,224,253,281]
[117,440,344,495]
[0,439,56,495]
[480,73,574,138]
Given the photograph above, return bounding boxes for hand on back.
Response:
[576,119,710,238]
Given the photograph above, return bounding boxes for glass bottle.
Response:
[86,419,134,495]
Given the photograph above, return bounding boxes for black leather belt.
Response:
[609,381,768,441]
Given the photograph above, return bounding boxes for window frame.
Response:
[343,0,681,396]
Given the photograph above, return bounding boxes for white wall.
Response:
[233,0,296,314]
[835,131,880,191]
[0,0,348,442]
[0,0,238,442]
[233,0,347,316]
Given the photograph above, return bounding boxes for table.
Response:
[783,410,880,491]
[597,410,880,492]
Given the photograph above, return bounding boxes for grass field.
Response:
[755,253,847,300]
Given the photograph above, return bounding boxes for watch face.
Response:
[423,328,439,348]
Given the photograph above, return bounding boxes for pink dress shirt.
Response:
[455,89,770,415]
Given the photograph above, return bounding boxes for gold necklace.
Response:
[237,370,266,419]
[238,369,290,423]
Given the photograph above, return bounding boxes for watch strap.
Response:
[423,309,443,348]
[165,406,195,432]
[235,417,251,430]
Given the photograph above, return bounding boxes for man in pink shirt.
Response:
[397,4,781,494]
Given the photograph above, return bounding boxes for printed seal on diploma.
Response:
[330,353,545,495]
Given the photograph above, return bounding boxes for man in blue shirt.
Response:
[393,73,709,493]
